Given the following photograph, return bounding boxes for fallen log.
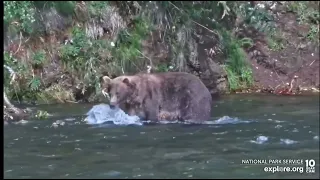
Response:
[3,65,28,122]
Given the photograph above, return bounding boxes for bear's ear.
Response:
[123,78,135,88]
[101,76,112,85]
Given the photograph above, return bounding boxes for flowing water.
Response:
[4,94,320,179]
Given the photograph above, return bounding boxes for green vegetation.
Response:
[4,1,36,34]
[87,1,109,17]
[267,30,286,52]
[286,1,319,43]
[4,1,155,104]
[35,110,49,120]
[59,27,105,87]
[4,1,318,105]
[113,16,153,73]
[222,31,254,90]
[2,1,259,102]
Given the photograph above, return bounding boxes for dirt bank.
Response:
[244,2,319,95]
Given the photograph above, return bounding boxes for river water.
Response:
[4,94,320,179]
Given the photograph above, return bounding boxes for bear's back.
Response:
[152,72,212,121]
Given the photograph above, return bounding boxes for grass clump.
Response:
[221,31,254,91]
[59,15,152,96]
[53,1,76,17]
[35,110,49,120]
[234,2,276,34]
[112,16,153,73]
[267,30,286,52]
[4,1,36,34]
[4,51,45,104]
[4,1,77,35]
[87,1,109,17]
[60,27,107,89]
[286,1,319,43]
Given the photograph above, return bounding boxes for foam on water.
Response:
[280,138,298,145]
[250,136,269,144]
[139,116,253,125]
[206,116,253,125]
[248,136,302,145]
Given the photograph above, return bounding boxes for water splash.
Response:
[128,115,252,125]
[205,116,253,125]
[85,104,142,126]
[85,104,251,126]
[250,136,269,144]
[280,138,298,145]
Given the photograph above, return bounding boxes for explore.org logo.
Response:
[241,159,316,174]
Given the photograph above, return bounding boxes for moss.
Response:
[54,1,76,17]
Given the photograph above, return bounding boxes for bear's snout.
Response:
[109,104,116,109]
[109,96,118,109]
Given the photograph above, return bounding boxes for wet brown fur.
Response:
[101,72,212,122]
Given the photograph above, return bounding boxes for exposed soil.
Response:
[236,2,319,95]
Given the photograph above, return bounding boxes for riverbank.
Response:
[3,2,319,122]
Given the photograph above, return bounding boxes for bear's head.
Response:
[100,76,136,108]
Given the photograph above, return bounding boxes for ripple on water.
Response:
[5,170,13,173]
[208,116,253,125]
[275,125,282,129]
[101,170,122,177]
[64,117,76,121]
[268,119,285,123]
[37,154,62,158]
[280,139,298,145]
[212,131,228,135]
[163,150,203,160]
[13,120,29,125]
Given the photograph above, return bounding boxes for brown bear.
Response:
[100,72,212,123]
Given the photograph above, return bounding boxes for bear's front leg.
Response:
[127,108,136,116]
[144,100,159,121]
[125,104,147,120]
[120,103,137,117]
